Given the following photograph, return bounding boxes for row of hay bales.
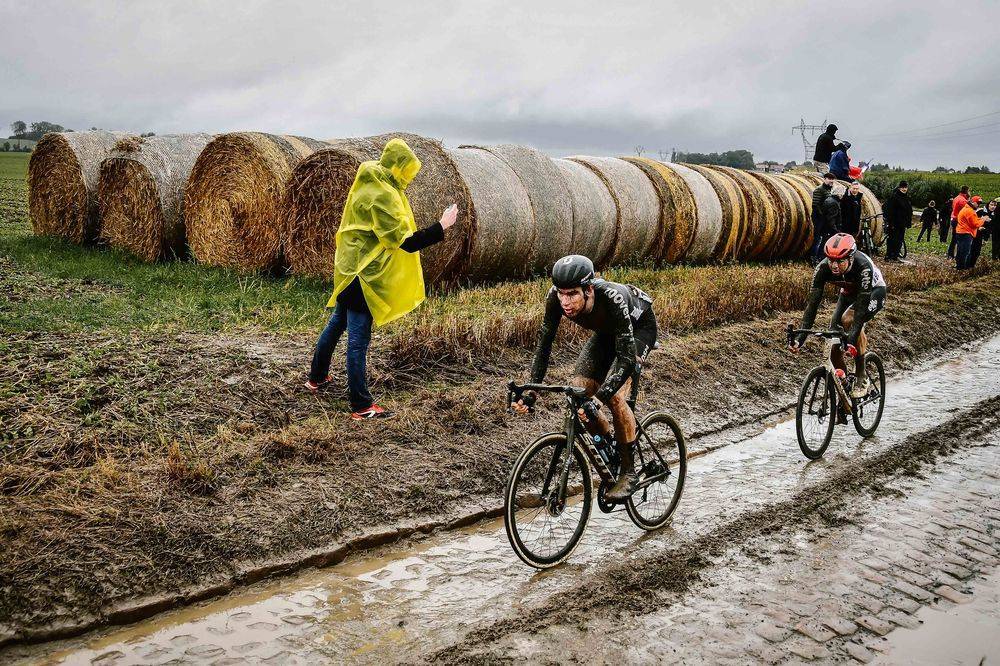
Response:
[28,131,884,284]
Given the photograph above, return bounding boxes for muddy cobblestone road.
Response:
[13,335,1000,665]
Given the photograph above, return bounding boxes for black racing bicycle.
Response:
[858,213,881,256]
[503,371,686,569]
[787,325,886,459]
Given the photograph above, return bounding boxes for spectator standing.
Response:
[305,138,459,419]
[829,142,853,180]
[917,200,937,242]
[882,180,912,261]
[948,186,970,258]
[841,181,864,238]
[970,199,994,267]
[812,124,845,174]
[939,197,952,243]
[955,196,985,270]
[992,199,1000,260]
[810,172,837,261]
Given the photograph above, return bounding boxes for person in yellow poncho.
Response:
[305,138,458,419]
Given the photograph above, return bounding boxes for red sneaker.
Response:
[304,375,333,393]
[350,405,394,420]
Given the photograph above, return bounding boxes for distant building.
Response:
[755,162,785,173]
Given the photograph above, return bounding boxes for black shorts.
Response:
[830,286,887,331]
[574,309,658,383]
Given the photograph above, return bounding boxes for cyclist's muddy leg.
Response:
[856,324,868,381]
[572,377,613,439]
[829,296,852,375]
[609,379,637,474]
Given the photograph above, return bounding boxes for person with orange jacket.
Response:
[947,186,970,258]
[955,196,987,270]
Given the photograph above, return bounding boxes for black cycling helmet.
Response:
[551,255,595,289]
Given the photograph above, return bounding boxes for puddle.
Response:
[877,568,1000,665]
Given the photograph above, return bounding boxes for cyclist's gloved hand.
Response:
[511,390,537,415]
[845,344,859,358]
[578,398,601,423]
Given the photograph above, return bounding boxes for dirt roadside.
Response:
[3,271,1000,647]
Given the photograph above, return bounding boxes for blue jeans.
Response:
[955,233,974,270]
[309,304,373,411]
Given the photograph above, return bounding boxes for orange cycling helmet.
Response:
[824,233,856,260]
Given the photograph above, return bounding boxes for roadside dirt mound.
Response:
[3,272,1000,645]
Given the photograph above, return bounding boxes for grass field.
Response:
[889,171,1000,200]
[1,150,993,361]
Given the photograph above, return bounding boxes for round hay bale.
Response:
[774,174,812,257]
[28,131,130,243]
[768,175,808,258]
[446,147,535,281]
[552,158,618,269]
[662,162,723,263]
[461,144,572,273]
[705,166,771,261]
[621,158,697,264]
[282,133,472,285]
[775,174,816,258]
[745,172,791,260]
[683,163,746,261]
[184,132,331,271]
[568,156,661,265]
[97,133,214,261]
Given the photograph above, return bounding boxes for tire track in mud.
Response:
[431,396,1000,663]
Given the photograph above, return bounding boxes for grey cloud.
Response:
[2,0,998,169]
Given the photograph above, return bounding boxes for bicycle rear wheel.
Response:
[504,433,592,569]
[796,366,836,459]
[852,353,886,437]
[626,412,686,530]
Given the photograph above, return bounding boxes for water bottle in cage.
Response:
[593,434,620,474]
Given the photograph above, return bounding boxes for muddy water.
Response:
[28,335,1000,665]
[875,569,1000,665]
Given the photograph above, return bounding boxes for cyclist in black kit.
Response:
[790,233,887,411]
[511,255,657,501]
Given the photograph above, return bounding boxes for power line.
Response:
[861,109,1000,138]
[864,127,1000,143]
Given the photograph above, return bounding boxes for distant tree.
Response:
[2,142,9,152]
[673,149,755,169]
[933,166,949,173]
[140,132,156,137]
[803,160,813,167]
[784,160,797,169]
[964,166,982,174]
[90,126,98,131]
[10,120,26,137]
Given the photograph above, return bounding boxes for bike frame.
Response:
[509,371,672,507]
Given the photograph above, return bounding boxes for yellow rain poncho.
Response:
[327,139,426,326]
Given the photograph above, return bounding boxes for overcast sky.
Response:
[3,0,998,169]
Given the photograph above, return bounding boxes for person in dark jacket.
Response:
[917,201,937,242]
[970,200,995,267]
[841,181,863,238]
[882,181,912,261]
[829,142,852,180]
[992,199,1000,260]
[939,197,952,243]
[812,124,845,173]
[810,172,837,261]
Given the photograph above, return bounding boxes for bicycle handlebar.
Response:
[507,381,589,413]
[786,323,848,346]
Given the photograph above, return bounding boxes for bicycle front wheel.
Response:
[626,411,686,531]
[853,353,886,437]
[796,366,836,459]
[503,433,593,569]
